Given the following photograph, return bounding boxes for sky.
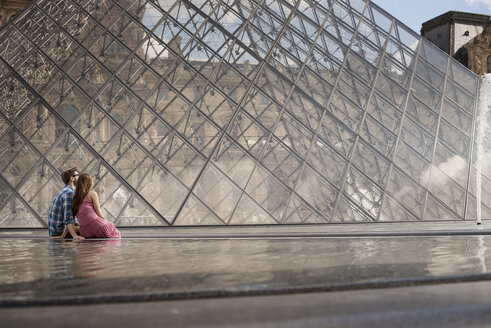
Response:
[371,0,491,33]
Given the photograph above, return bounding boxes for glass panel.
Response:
[175,194,223,225]
[229,194,277,224]
[46,131,96,173]
[419,39,448,73]
[343,166,382,219]
[318,112,356,157]
[428,166,465,217]
[0,129,41,188]
[400,117,435,160]
[328,90,364,130]
[333,194,372,222]
[380,194,419,221]
[374,73,407,109]
[448,60,478,94]
[394,140,432,188]
[159,134,206,189]
[351,139,390,186]
[387,167,426,218]
[139,164,188,222]
[424,194,461,221]
[18,164,62,220]
[360,114,397,157]
[307,137,346,185]
[282,194,326,223]
[367,92,403,132]
[410,77,442,112]
[117,194,167,226]
[0,197,43,228]
[445,79,475,112]
[0,0,482,226]
[415,58,445,92]
[261,137,302,189]
[433,141,468,188]
[0,76,35,122]
[405,94,439,135]
[296,166,337,218]
[213,136,256,189]
[441,99,472,135]
[194,164,242,222]
[245,165,291,221]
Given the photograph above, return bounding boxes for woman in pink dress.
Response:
[71,173,120,239]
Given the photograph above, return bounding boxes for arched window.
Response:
[487,56,491,74]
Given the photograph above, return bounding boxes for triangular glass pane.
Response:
[245,165,292,221]
[18,163,63,220]
[419,39,448,73]
[262,137,303,189]
[343,166,382,219]
[213,136,256,189]
[367,3,393,34]
[387,167,426,218]
[117,194,168,226]
[424,195,461,221]
[174,194,223,226]
[138,164,188,221]
[17,102,65,155]
[158,133,205,188]
[333,194,373,222]
[0,196,44,228]
[229,194,277,225]
[193,164,242,222]
[0,129,41,188]
[448,60,478,94]
[296,166,337,219]
[307,137,346,185]
[379,194,419,222]
[46,131,96,173]
[282,195,326,224]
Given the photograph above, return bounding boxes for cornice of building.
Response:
[421,11,490,33]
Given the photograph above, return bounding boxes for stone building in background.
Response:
[421,11,491,76]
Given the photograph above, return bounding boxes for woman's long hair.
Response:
[72,173,93,216]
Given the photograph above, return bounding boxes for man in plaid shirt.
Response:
[48,167,84,240]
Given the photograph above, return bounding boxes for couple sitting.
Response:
[48,167,120,239]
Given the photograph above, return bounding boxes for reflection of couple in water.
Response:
[48,167,120,240]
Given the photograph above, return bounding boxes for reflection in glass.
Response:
[0,0,485,227]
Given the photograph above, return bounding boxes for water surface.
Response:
[0,235,490,301]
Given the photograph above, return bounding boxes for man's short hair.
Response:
[61,167,78,185]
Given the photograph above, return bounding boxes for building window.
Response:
[487,56,491,74]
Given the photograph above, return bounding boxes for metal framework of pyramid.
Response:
[0,0,488,227]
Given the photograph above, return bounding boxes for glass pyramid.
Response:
[0,0,488,227]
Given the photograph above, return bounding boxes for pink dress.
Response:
[77,195,121,239]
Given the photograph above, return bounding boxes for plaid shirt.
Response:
[48,185,78,236]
